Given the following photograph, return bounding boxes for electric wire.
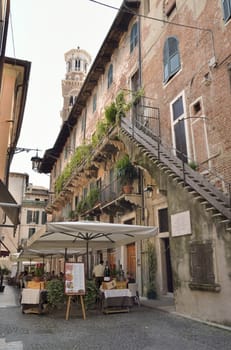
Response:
[9,9,16,58]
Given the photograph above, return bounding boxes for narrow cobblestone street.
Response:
[0,286,230,350]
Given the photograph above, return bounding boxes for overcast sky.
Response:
[6,0,122,188]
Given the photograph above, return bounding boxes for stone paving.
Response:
[0,285,230,350]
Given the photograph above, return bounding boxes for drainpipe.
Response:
[138,15,142,88]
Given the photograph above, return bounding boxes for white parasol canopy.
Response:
[27,221,158,277]
[27,221,158,250]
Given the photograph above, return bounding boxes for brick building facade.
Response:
[33,0,231,325]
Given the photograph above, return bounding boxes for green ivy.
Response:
[55,144,92,193]
[76,188,100,215]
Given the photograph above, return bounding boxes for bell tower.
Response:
[60,46,91,122]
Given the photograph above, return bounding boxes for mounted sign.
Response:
[171,210,191,237]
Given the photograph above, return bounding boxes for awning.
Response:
[0,240,10,257]
[0,179,20,227]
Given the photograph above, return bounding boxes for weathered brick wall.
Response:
[141,0,231,188]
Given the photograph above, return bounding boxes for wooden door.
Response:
[127,243,136,280]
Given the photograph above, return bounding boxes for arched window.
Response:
[107,64,113,88]
[130,22,138,53]
[163,36,181,83]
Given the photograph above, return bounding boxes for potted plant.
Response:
[46,278,65,309]
[146,241,157,300]
[84,279,100,310]
[0,266,10,292]
[116,154,138,194]
[33,264,44,281]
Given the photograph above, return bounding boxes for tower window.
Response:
[69,96,74,106]
[75,58,81,71]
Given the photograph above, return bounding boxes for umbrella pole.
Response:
[86,240,89,280]
[65,248,67,262]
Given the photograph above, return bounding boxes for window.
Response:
[163,36,181,83]
[222,0,231,22]
[93,93,97,112]
[69,96,73,106]
[189,240,220,291]
[130,22,138,53]
[107,64,113,88]
[164,0,176,17]
[81,109,87,137]
[41,211,47,224]
[26,210,39,224]
[158,208,169,232]
[144,0,150,15]
[28,228,36,238]
[75,58,81,71]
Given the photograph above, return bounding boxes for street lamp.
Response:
[144,184,154,198]
[31,150,42,172]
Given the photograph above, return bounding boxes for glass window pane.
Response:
[170,54,180,74]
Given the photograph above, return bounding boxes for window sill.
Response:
[189,282,221,292]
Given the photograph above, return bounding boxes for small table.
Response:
[100,288,132,314]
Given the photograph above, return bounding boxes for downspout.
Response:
[137,14,145,224]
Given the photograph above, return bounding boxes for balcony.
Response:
[74,176,142,219]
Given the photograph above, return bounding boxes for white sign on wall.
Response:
[171,210,191,237]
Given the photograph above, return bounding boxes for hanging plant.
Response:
[116,154,138,186]
[105,88,144,125]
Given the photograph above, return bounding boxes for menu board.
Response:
[65,262,85,295]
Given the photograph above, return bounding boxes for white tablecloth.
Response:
[21,288,40,304]
[103,289,131,298]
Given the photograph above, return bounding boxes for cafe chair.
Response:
[128,283,140,306]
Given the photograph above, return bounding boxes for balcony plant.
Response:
[105,88,144,125]
[116,154,138,194]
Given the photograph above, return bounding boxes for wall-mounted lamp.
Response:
[31,150,42,172]
[144,184,154,198]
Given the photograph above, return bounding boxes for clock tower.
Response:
[60,47,91,122]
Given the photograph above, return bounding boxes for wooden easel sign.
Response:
[64,262,86,320]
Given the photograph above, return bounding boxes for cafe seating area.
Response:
[99,279,137,314]
[20,281,48,314]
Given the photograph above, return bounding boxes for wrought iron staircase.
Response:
[120,117,231,229]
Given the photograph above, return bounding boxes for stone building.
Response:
[0,1,31,264]
[2,173,48,272]
[35,0,231,326]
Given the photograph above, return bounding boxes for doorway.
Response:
[162,237,173,293]
[127,243,136,280]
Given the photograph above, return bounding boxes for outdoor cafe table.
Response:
[21,288,48,314]
[100,288,132,314]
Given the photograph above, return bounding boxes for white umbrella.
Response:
[27,221,158,277]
